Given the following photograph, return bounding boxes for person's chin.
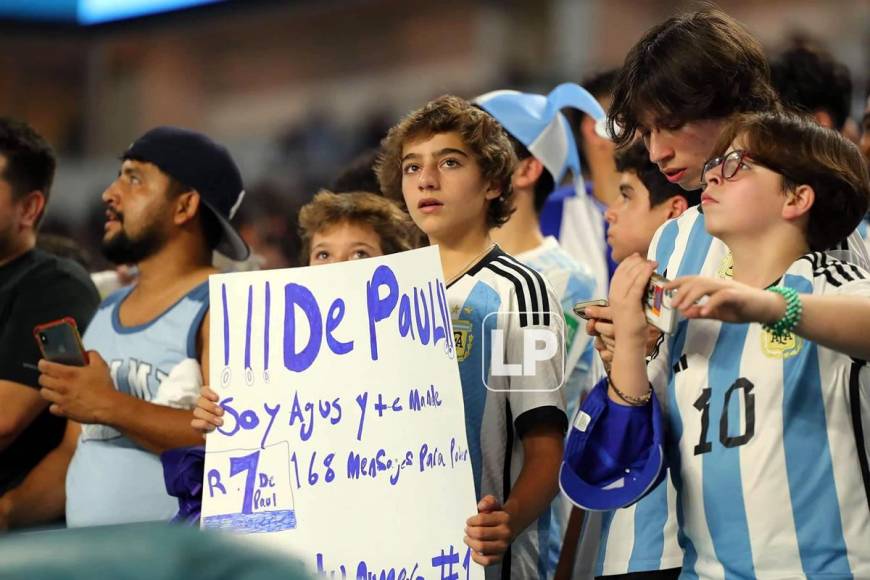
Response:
[412,217,440,240]
[678,179,703,192]
[417,213,451,234]
[609,245,627,263]
[677,170,703,192]
[703,216,725,239]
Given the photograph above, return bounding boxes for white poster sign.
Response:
[202,246,483,579]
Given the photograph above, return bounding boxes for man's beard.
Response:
[101,220,166,265]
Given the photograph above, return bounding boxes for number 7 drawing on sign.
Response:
[201,441,297,533]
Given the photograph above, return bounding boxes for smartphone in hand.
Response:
[643,273,678,334]
[573,273,679,334]
[573,299,609,320]
[33,317,89,366]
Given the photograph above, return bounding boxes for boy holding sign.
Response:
[192,189,418,422]
[298,190,419,265]
[194,97,567,578]
[376,95,567,579]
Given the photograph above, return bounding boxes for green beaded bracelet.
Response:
[763,286,802,339]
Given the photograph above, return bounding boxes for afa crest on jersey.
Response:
[717,252,734,280]
[452,318,474,362]
[761,328,803,359]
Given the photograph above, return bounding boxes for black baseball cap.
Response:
[123,126,250,261]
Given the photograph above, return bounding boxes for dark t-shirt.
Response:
[0,249,100,494]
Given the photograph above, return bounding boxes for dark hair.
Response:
[582,68,621,103]
[331,148,382,194]
[711,111,870,251]
[0,118,56,227]
[608,8,778,148]
[505,135,555,214]
[376,95,517,228]
[770,42,852,132]
[615,141,700,207]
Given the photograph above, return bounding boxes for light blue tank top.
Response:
[66,281,209,527]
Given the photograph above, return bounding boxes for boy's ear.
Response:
[665,195,689,219]
[782,184,814,221]
[513,157,544,190]
[484,182,502,201]
[580,115,598,143]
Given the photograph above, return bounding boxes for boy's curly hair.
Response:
[298,190,420,262]
[375,95,517,228]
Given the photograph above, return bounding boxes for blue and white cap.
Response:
[559,379,667,511]
[474,83,606,191]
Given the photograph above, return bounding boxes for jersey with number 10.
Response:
[646,231,870,579]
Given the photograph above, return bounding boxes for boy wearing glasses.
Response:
[596,9,868,290]
[575,111,870,579]
[579,8,869,580]
[579,9,777,580]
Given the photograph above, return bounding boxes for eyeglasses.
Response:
[701,149,752,188]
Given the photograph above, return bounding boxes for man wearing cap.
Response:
[26,126,249,527]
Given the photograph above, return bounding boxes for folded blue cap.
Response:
[559,379,666,511]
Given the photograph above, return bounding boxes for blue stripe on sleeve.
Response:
[781,274,852,577]
[540,185,570,239]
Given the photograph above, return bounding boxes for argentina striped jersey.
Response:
[447,246,568,580]
[645,207,870,578]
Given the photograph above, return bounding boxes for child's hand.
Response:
[585,304,615,370]
[586,304,662,371]
[608,254,658,347]
[191,385,223,436]
[464,495,514,566]
[667,276,785,324]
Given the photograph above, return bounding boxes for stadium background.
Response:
[0,0,865,269]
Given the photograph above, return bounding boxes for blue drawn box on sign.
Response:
[203,509,297,533]
[202,441,297,533]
